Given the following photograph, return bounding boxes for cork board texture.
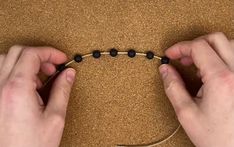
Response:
[0,0,233,147]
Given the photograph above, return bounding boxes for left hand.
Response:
[0,45,76,147]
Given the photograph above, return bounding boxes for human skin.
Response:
[0,32,234,147]
[159,32,234,147]
[0,46,76,147]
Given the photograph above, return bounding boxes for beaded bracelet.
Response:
[43,48,181,147]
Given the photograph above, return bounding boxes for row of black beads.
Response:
[73,49,169,64]
[58,49,169,71]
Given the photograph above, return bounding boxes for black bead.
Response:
[128,49,136,58]
[57,63,67,72]
[146,51,154,59]
[110,48,118,57]
[161,56,170,64]
[92,50,101,58]
[74,54,83,63]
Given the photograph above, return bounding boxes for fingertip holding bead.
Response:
[93,50,101,58]
[146,51,154,59]
[161,56,170,64]
[110,48,118,57]
[128,49,136,58]
[74,54,83,63]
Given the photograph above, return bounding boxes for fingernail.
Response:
[159,65,168,79]
[66,69,76,83]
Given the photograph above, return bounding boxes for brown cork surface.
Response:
[0,0,233,147]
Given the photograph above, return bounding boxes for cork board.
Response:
[0,0,233,147]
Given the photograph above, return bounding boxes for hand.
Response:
[159,32,234,147]
[0,46,76,147]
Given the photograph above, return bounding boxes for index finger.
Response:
[165,39,228,82]
[10,47,67,86]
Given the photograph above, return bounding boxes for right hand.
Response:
[159,32,234,147]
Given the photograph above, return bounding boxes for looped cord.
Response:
[42,51,179,146]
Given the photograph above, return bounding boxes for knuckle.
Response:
[22,48,35,55]
[165,79,178,94]
[217,69,231,80]
[1,80,21,100]
[210,32,225,38]
[216,69,234,88]
[3,73,25,92]
[57,84,70,99]
[21,48,40,62]
[192,39,208,48]
[209,32,226,40]
[9,45,23,52]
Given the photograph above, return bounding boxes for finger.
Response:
[0,54,6,69]
[41,62,56,76]
[165,39,228,82]
[159,64,198,121]
[0,45,23,79]
[199,32,234,70]
[10,47,67,89]
[45,68,76,119]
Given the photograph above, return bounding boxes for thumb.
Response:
[159,64,198,121]
[45,68,76,119]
